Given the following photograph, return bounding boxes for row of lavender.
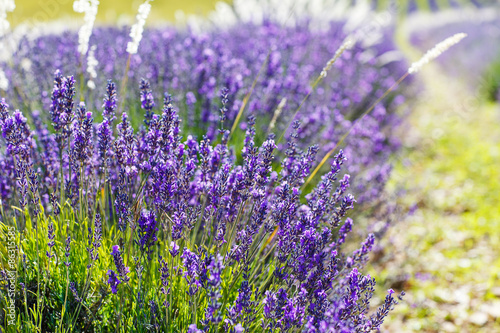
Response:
[0,70,403,331]
[1,21,411,207]
[0,12,414,333]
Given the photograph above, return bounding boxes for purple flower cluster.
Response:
[108,245,130,294]
[0,71,404,330]
[136,210,158,258]
[1,20,411,207]
[87,212,102,262]
[0,12,415,328]
[50,70,76,145]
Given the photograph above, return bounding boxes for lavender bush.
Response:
[0,0,428,328]
[1,21,411,205]
[0,72,404,331]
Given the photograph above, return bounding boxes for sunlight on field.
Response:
[6,0,230,26]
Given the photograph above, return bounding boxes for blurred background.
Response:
[6,0,228,26]
[2,0,500,332]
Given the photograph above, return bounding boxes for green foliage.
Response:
[481,57,500,102]
[0,201,259,332]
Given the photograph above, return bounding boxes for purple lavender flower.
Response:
[115,114,137,176]
[46,222,55,259]
[350,233,376,267]
[136,210,158,258]
[158,255,170,306]
[107,270,121,294]
[218,87,229,133]
[201,254,225,328]
[263,289,294,330]
[368,290,405,331]
[114,169,131,231]
[72,102,93,165]
[49,70,65,132]
[2,110,32,157]
[149,300,160,330]
[111,245,130,283]
[227,268,256,329]
[50,71,76,145]
[28,168,40,217]
[0,99,8,122]
[92,212,102,261]
[70,282,82,302]
[50,193,60,216]
[159,92,181,156]
[64,235,71,267]
[181,248,201,296]
[169,241,180,257]
[171,211,187,241]
[187,324,203,333]
[336,218,353,246]
[140,78,155,126]
[97,119,113,167]
[16,160,29,209]
[102,80,117,122]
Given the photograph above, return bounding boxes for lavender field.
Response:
[0,1,499,332]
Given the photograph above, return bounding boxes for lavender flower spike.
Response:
[107,270,121,294]
[136,210,158,258]
[140,78,155,126]
[102,80,117,122]
[111,245,130,283]
[64,236,71,267]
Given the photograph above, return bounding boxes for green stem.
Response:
[68,264,93,330]
[35,216,41,331]
[59,267,70,332]
[118,55,132,115]
[21,236,30,330]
